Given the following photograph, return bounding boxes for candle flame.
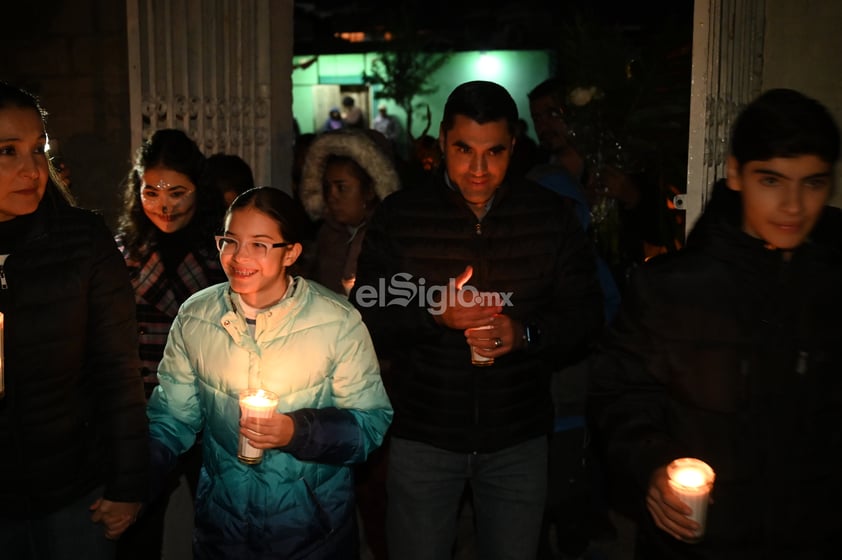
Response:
[241,389,278,410]
[673,467,706,488]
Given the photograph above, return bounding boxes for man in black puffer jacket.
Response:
[0,82,147,559]
[352,80,603,560]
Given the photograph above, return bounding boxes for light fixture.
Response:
[476,52,500,79]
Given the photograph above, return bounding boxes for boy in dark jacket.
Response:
[589,88,842,559]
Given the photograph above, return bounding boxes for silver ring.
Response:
[494,337,503,348]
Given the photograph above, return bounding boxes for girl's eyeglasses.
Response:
[214,236,294,259]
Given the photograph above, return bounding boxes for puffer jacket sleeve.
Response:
[528,195,604,370]
[147,311,204,456]
[587,267,684,502]
[86,217,149,503]
[283,307,392,464]
[351,197,441,355]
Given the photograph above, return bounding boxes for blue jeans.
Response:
[386,436,548,560]
[0,486,116,560]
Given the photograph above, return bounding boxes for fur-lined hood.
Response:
[300,129,401,221]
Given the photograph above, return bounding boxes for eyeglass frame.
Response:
[214,235,296,259]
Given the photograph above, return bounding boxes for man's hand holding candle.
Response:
[429,265,523,359]
[431,266,503,331]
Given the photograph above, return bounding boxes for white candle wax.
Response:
[667,457,715,541]
[469,324,494,366]
[237,389,279,464]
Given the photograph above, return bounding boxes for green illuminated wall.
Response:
[292,50,552,141]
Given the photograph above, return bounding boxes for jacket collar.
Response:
[435,168,513,218]
[222,276,305,343]
[688,179,842,272]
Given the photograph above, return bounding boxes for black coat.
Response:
[589,182,842,558]
[0,190,148,518]
[353,172,603,453]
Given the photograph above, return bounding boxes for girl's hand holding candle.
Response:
[237,389,281,464]
[239,408,295,449]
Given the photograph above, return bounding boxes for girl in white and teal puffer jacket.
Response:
[147,187,392,560]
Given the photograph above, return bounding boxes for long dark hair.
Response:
[117,128,224,259]
[0,81,74,206]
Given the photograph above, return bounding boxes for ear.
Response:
[438,126,446,155]
[725,156,742,192]
[284,243,304,267]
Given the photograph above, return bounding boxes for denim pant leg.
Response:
[471,436,548,560]
[0,486,116,560]
[386,437,468,560]
[0,517,39,559]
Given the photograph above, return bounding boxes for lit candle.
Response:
[237,388,279,465]
[468,324,494,366]
[667,457,716,542]
[0,311,4,399]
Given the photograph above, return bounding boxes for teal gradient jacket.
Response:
[148,277,392,559]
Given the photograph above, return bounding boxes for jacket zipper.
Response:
[795,351,808,376]
[0,254,8,289]
[473,221,483,427]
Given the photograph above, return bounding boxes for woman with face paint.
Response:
[114,129,226,560]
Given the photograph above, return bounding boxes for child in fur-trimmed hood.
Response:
[299,129,401,295]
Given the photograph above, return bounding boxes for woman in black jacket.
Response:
[589,88,842,559]
[0,82,148,559]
